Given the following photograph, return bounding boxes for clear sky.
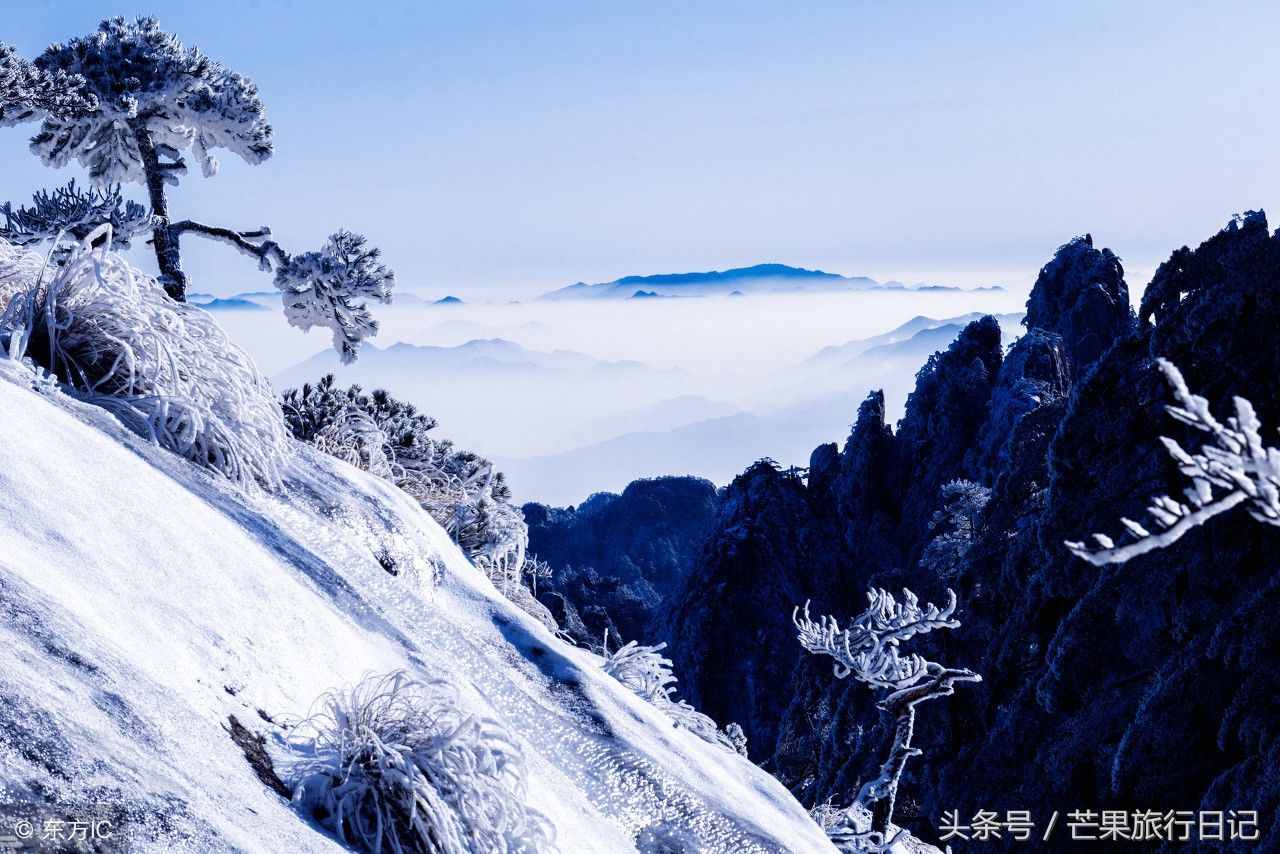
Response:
[3,1,1277,298]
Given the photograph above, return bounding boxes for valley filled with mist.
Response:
[217,280,1028,504]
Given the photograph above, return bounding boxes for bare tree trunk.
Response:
[130,119,187,301]
[869,704,918,836]
[857,665,980,838]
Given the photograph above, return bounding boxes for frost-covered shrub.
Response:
[600,635,747,756]
[288,671,556,854]
[1,180,151,260]
[918,479,990,579]
[1067,358,1280,564]
[0,231,289,489]
[281,376,528,585]
[601,637,680,703]
[810,801,902,853]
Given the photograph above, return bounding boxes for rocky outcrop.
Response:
[524,215,1279,850]
[664,462,848,758]
[522,476,720,647]
[929,213,1280,842]
[893,314,1004,547]
[828,390,900,569]
[1023,233,1130,379]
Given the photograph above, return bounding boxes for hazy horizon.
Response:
[211,284,1030,504]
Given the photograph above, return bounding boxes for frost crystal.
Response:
[1066,359,1280,565]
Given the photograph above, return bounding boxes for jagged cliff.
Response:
[667,217,1280,849]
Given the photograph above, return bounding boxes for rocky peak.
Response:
[1024,235,1131,379]
[893,316,1003,538]
[966,327,1071,482]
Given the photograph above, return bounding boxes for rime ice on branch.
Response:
[275,231,394,365]
[0,43,95,123]
[1066,359,1280,565]
[794,588,980,850]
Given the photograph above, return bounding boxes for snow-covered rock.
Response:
[0,357,842,852]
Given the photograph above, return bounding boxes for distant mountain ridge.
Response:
[539,262,998,301]
[804,311,1025,368]
[276,338,667,385]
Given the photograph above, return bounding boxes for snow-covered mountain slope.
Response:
[0,358,842,853]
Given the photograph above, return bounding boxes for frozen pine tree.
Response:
[280,376,527,582]
[919,479,990,579]
[3,17,395,360]
[794,588,980,850]
[1066,358,1280,565]
[11,17,271,298]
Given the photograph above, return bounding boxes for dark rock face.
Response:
[965,327,1069,483]
[521,476,720,648]
[664,461,849,757]
[1023,234,1130,379]
[663,317,1009,761]
[667,216,1280,849]
[828,390,900,568]
[894,315,1003,546]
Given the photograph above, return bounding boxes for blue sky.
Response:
[3,1,1278,298]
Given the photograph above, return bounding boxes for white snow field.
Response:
[0,356,857,853]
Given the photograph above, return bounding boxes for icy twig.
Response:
[1066,359,1280,565]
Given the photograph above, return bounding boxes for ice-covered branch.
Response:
[275,230,395,364]
[170,219,288,271]
[0,43,95,124]
[1066,359,1280,565]
[794,588,960,687]
[794,588,980,845]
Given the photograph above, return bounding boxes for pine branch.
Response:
[1066,359,1280,565]
[169,219,289,271]
[0,180,151,253]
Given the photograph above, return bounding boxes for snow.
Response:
[0,357,843,852]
